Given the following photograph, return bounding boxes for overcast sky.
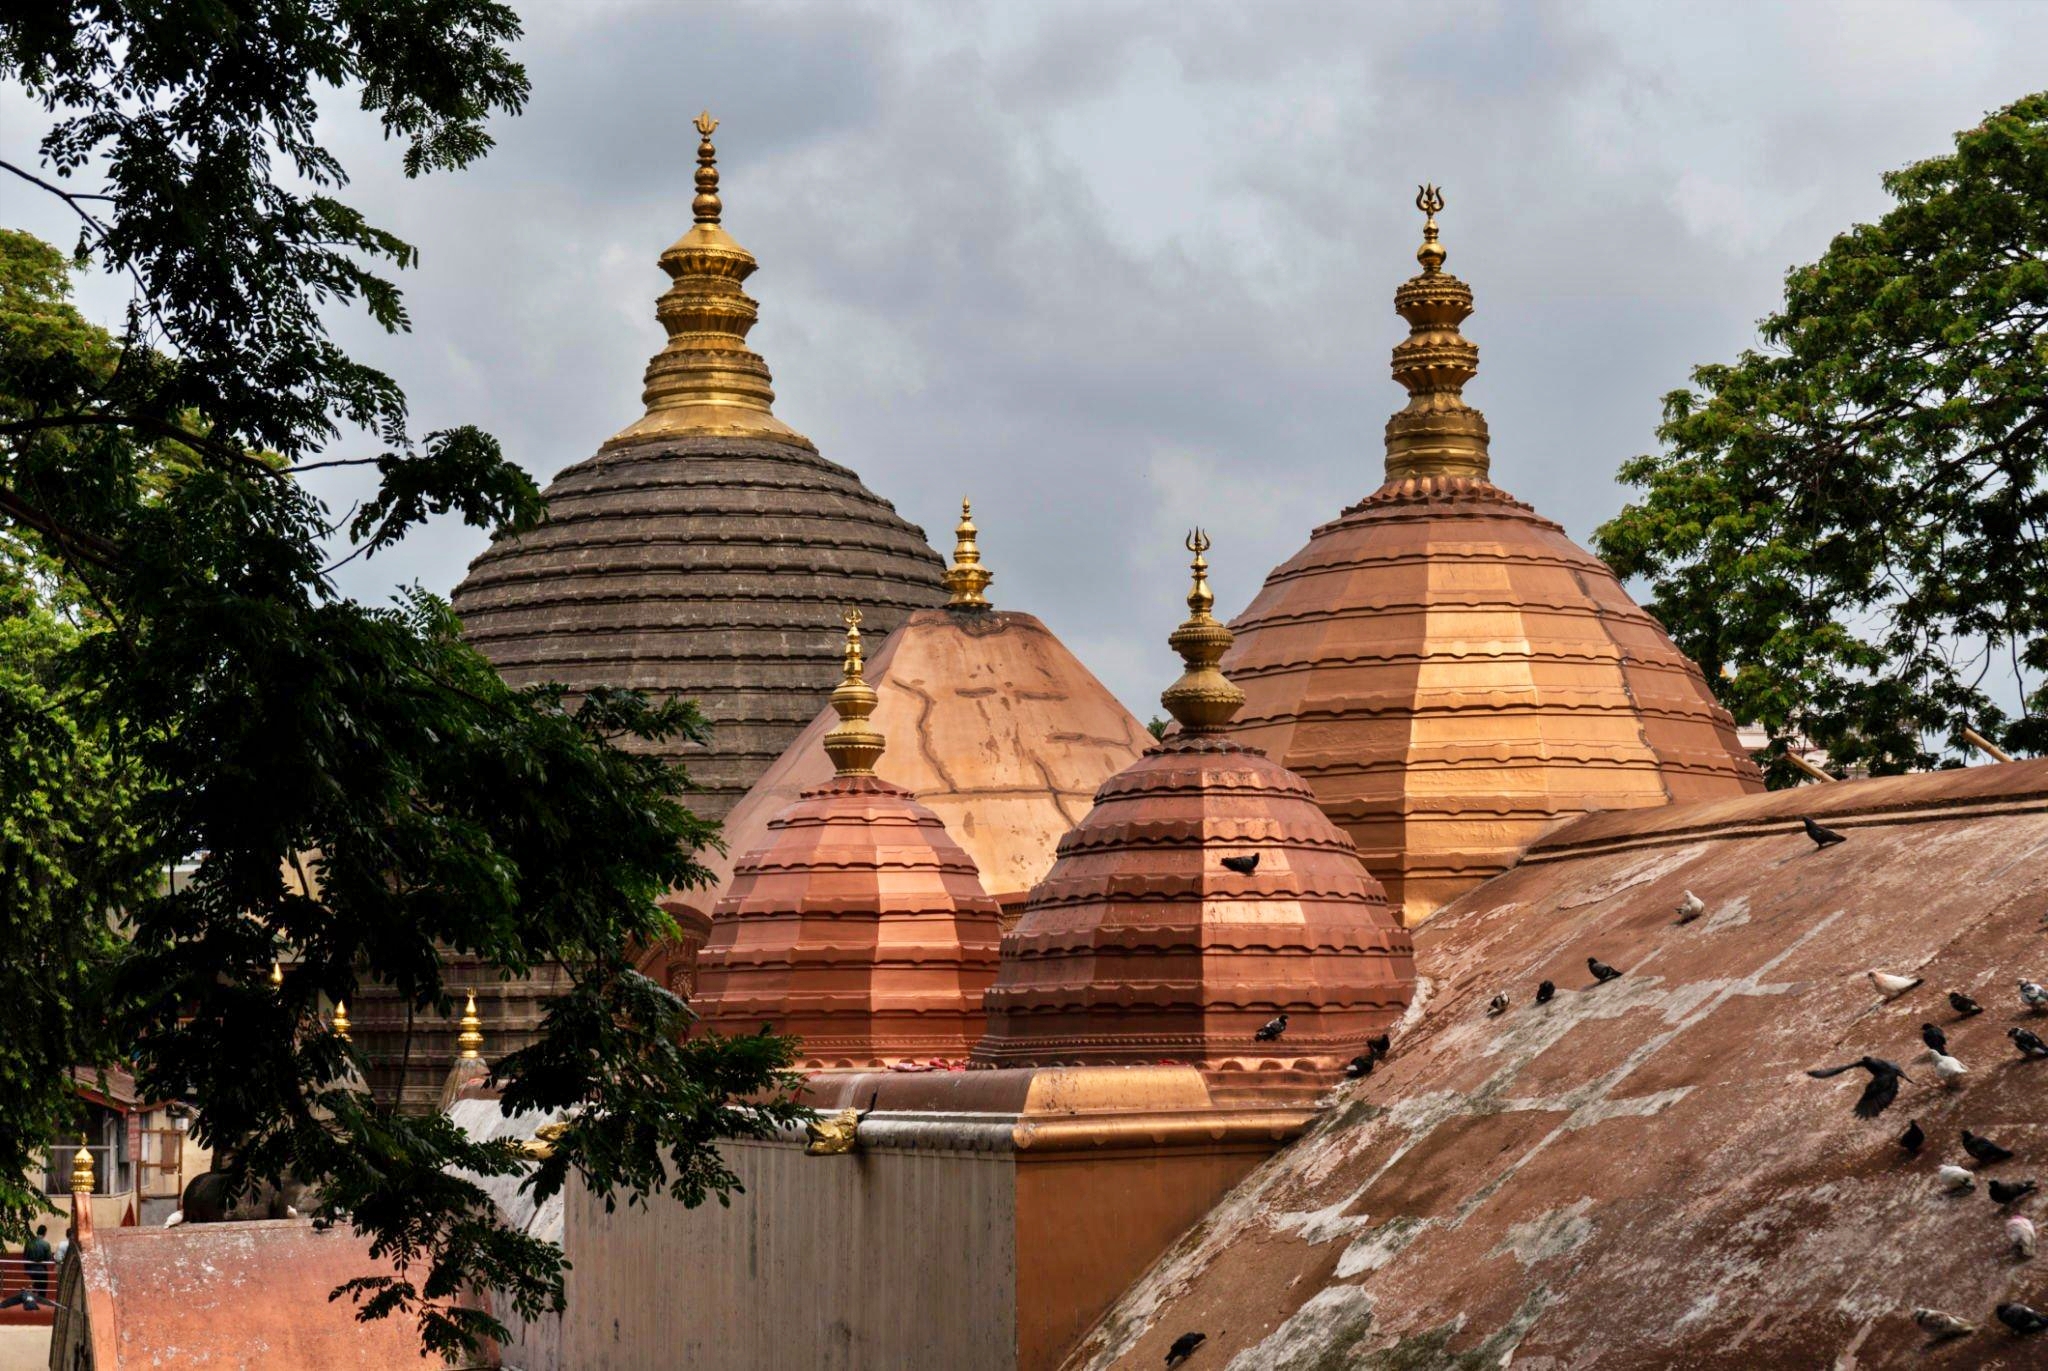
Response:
[9,0,2048,717]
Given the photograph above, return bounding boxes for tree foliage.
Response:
[1596,92,2048,781]
[0,4,799,1355]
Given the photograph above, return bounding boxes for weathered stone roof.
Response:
[1068,760,2048,1370]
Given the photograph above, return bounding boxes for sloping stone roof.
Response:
[1070,760,2048,1369]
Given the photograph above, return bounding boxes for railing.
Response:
[0,1255,59,1323]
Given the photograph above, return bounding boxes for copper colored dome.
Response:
[975,536,1416,1102]
[694,613,1001,1068]
[1221,191,1760,924]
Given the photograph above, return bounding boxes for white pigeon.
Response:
[1675,891,1707,924]
[285,1205,300,1219]
[2021,980,2048,1013]
[1486,992,1510,1018]
[1939,1164,1976,1192]
[1869,970,1923,997]
[1926,1048,1969,1088]
[2011,1214,2038,1260]
[162,1209,183,1228]
[1913,1308,1974,1339]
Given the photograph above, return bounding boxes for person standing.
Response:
[22,1225,52,1300]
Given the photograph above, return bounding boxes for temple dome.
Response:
[698,502,1151,916]
[694,611,1002,1068]
[1220,188,1761,924]
[974,535,1416,1103]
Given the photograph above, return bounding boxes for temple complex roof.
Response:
[694,610,1002,1068]
[974,535,1416,1103]
[1220,189,1761,925]
[1070,758,2048,1370]
[698,502,1151,914]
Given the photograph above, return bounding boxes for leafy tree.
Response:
[1146,715,1170,740]
[1596,92,2048,782]
[0,4,798,1355]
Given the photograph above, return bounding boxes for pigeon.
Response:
[1221,854,1260,875]
[1344,1055,1374,1080]
[1806,1056,1913,1118]
[1366,1033,1391,1060]
[1951,990,1985,1017]
[1166,1331,1207,1367]
[1487,992,1510,1018]
[2010,1214,2038,1259]
[1255,1014,1289,1042]
[285,1205,300,1219]
[1587,957,1623,985]
[1964,1130,2016,1165]
[1869,970,1923,997]
[2013,1028,2048,1059]
[1938,1164,1977,1192]
[310,1215,335,1232]
[1922,1023,1949,1054]
[1535,980,1555,1005]
[1913,1307,1974,1339]
[1997,1302,2048,1334]
[1990,1179,2038,1206]
[1802,815,1847,848]
[0,1291,62,1312]
[163,1209,184,1228]
[1926,1048,1969,1088]
[1899,1120,1925,1155]
[2023,980,2048,1013]
[1674,890,1706,924]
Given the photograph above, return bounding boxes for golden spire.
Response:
[942,497,994,610]
[456,992,484,1061]
[330,1000,351,1042]
[823,608,886,776]
[606,111,811,450]
[1383,184,1491,483]
[269,960,284,991]
[69,1133,94,1193]
[1160,530,1246,734]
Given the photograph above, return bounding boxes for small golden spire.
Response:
[1383,184,1490,484]
[456,992,484,1061]
[942,497,994,610]
[331,1000,351,1042]
[269,960,284,991]
[69,1133,94,1193]
[1160,530,1246,735]
[692,110,722,225]
[822,608,886,776]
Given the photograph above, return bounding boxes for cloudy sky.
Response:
[9,0,2048,716]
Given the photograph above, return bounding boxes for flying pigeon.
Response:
[1535,980,1555,1005]
[1951,990,1986,1017]
[1166,1331,1207,1367]
[1990,1179,2038,1206]
[1802,815,1847,849]
[1926,1048,1969,1088]
[2022,980,2048,1013]
[1869,970,1923,997]
[1997,1302,2048,1334]
[1255,1014,1289,1042]
[1913,1307,1974,1339]
[2010,1215,2038,1259]
[1221,854,1260,875]
[1674,891,1706,924]
[1806,1057,1912,1118]
[1366,1033,1391,1060]
[1938,1164,1977,1192]
[1587,957,1623,985]
[1344,1055,1373,1080]
[1899,1120,1925,1155]
[1487,993,1510,1018]
[0,1291,63,1312]
[1964,1130,2016,1165]
[2012,1028,2048,1059]
[1922,1023,1949,1055]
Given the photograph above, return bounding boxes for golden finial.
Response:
[693,110,722,225]
[269,960,284,991]
[69,1133,94,1193]
[456,992,484,1061]
[942,497,994,610]
[1383,183,1490,484]
[1415,184,1446,273]
[823,608,886,776]
[330,1000,351,1042]
[1159,530,1245,734]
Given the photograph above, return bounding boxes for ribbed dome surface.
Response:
[1222,474,1761,925]
[451,435,946,820]
[695,775,1002,1068]
[974,734,1416,1103]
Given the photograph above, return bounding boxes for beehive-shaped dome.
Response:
[975,535,1416,1103]
[1222,189,1761,924]
[698,502,1151,916]
[694,610,1002,1068]
[450,113,945,822]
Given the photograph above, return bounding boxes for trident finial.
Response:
[1161,529,1244,734]
[1415,184,1446,272]
[824,606,886,776]
[693,110,722,224]
[1184,528,1214,617]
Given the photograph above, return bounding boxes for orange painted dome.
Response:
[1222,189,1760,924]
[974,536,1415,1103]
[694,610,1000,1068]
